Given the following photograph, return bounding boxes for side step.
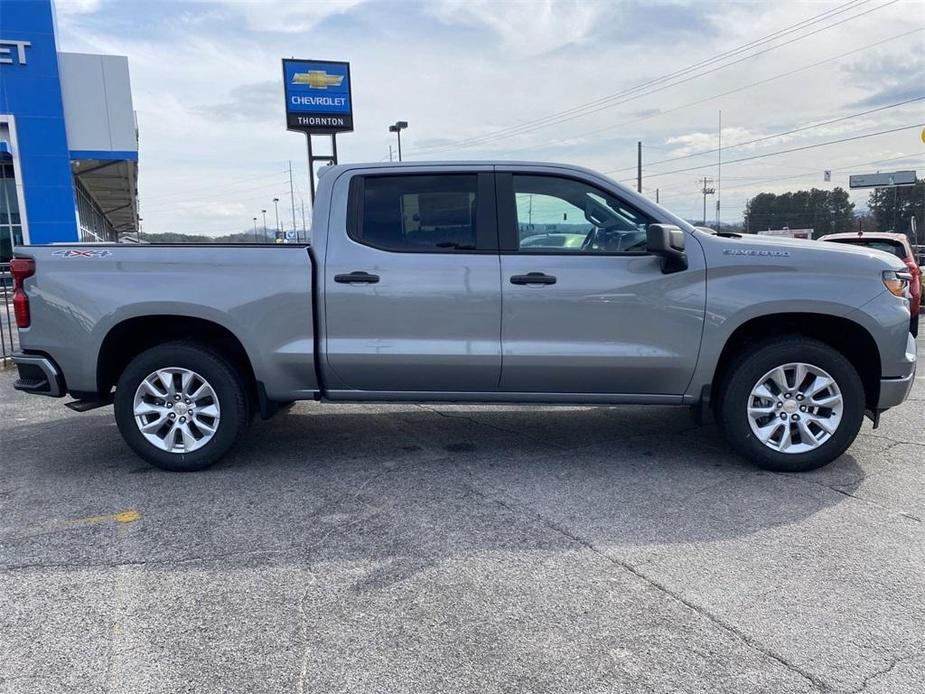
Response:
[65,395,113,412]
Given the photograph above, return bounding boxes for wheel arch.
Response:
[96,315,258,405]
[709,313,881,410]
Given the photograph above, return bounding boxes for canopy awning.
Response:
[72,154,138,234]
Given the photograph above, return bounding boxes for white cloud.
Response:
[426,0,609,56]
[49,0,922,233]
[178,201,249,219]
[205,0,368,33]
[53,0,104,15]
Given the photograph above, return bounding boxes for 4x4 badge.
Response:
[52,249,112,258]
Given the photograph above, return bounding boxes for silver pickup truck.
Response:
[10,161,917,472]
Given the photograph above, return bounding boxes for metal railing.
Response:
[0,262,19,363]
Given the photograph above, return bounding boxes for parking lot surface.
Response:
[1,348,923,694]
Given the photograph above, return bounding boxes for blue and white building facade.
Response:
[0,0,138,261]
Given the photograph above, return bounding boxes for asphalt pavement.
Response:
[1,347,923,693]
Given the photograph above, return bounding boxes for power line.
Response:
[141,179,291,212]
[494,26,924,156]
[719,155,925,194]
[612,123,925,182]
[606,95,925,175]
[407,0,875,153]
[408,0,897,154]
[140,169,289,203]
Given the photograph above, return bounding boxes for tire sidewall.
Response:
[114,343,247,471]
[720,339,865,472]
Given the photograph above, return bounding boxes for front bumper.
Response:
[11,352,66,398]
[877,332,917,410]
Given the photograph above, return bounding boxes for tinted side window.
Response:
[830,238,906,259]
[354,175,478,252]
[513,175,652,254]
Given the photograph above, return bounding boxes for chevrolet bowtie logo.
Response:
[291,70,344,89]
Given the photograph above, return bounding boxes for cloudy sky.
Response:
[53,0,925,236]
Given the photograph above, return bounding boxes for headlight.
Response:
[883,270,911,298]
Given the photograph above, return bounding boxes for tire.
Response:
[717,337,865,472]
[114,342,250,471]
[911,312,919,338]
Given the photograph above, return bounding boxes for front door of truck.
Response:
[496,171,706,395]
[323,170,502,393]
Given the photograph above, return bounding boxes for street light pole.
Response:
[252,216,258,243]
[261,209,268,243]
[389,121,408,162]
[272,197,280,242]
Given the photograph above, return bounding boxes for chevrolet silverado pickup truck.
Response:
[10,161,917,472]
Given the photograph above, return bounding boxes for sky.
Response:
[52,0,925,236]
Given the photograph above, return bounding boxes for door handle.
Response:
[510,272,557,285]
[334,271,380,284]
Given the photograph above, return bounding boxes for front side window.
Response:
[513,175,651,254]
[354,174,478,252]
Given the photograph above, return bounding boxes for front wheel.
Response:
[114,342,250,471]
[718,337,865,472]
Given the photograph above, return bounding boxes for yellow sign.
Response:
[291,70,344,89]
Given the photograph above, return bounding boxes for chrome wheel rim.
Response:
[747,362,843,454]
[132,367,220,453]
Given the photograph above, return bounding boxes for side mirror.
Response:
[647,224,688,274]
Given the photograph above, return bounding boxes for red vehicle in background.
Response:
[819,231,921,336]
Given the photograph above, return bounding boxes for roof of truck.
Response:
[319,160,610,178]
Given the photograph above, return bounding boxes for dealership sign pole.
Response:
[282,58,354,216]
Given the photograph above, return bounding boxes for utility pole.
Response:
[637,141,642,193]
[288,161,298,242]
[656,188,659,204]
[701,177,715,226]
[261,209,268,243]
[252,216,258,243]
[717,110,722,229]
[273,197,280,241]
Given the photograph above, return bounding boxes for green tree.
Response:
[743,187,855,238]
[867,180,924,242]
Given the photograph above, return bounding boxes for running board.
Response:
[65,395,114,412]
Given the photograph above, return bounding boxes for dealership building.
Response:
[0,0,138,262]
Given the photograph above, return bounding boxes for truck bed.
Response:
[13,244,319,401]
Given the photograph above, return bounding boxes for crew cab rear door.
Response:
[321,168,502,393]
[496,169,706,396]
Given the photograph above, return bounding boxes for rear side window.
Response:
[351,175,479,252]
[829,238,906,259]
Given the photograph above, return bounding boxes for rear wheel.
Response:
[718,337,865,472]
[114,342,250,471]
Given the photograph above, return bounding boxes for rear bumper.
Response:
[11,352,66,397]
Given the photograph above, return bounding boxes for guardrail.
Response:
[0,263,19,364]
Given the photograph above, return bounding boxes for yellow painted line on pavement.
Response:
[7,509,141,540]
[63,510,141,527]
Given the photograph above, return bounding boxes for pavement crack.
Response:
[458,476,829,693]
[850,649,924,692]
[415,404,569,449]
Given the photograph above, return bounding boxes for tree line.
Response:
[742,180,924,241]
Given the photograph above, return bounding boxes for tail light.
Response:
[10,257,35,328]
